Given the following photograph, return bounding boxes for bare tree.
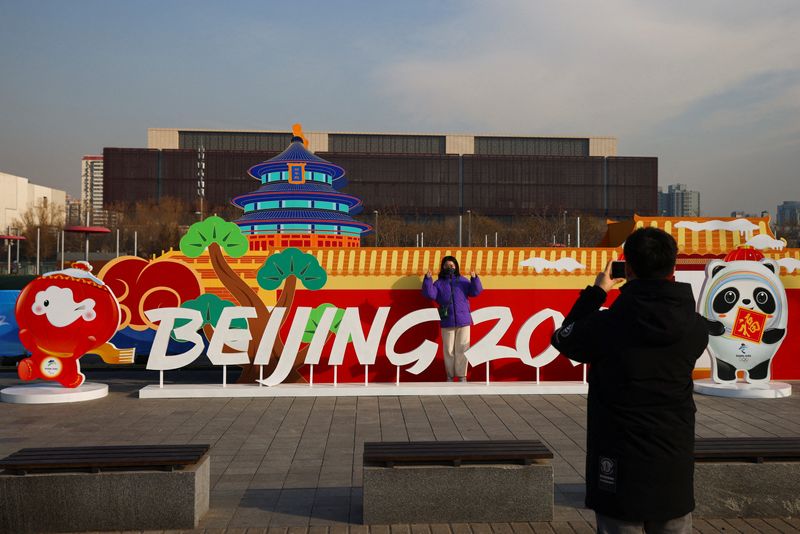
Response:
[13,201,65,262]
[109,197,195,257]
[356,207,611,248]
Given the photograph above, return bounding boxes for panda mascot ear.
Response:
[707,260,726,278]
[761,259,778,274]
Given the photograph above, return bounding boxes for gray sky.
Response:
[1,0,798,217]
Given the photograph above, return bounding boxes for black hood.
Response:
[618,279,699,346]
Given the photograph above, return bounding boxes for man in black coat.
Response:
[551,227,708,534]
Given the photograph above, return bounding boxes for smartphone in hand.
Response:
[611,261,626,279]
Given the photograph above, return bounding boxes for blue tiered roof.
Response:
[232,134,371,238]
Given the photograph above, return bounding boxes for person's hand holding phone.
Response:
[595,261,626,293]
[611,260,626,279]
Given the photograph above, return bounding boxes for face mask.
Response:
[443,266,455,276]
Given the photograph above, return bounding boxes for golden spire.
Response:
[292,123,309,148]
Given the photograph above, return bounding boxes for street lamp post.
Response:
[1,234,25,274]
[467,210,472,247]
[15,228,20,266]
[373,210,379,246]
[197,144,206,220]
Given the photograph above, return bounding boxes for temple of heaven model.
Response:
[232,124,372,250]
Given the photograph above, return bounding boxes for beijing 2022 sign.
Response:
[145,305,577,386]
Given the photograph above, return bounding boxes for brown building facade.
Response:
[104,130,657,218]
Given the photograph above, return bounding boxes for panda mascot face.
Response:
[698,257,788,383]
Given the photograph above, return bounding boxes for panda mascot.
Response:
[697,247,788,383]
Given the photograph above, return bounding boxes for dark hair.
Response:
[623,227,677,279]
[438,255,461,278]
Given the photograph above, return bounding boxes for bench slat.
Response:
[7,448,209,457]
[363,440,553,466]
[694,437,800,462]
[6,448,209,459]
[0,445,210,472]
[366,441,550,451]
[364,445,551,453]
[13,444,209,453]
[1,452,207,463]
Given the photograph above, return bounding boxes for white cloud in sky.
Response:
[369,1,800,215]
[376,1,800,137]
[1,1,798,217]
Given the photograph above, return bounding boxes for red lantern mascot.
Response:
[15,261,134,388]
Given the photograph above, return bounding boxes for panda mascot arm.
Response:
[762,327,785,344]
[704,317,726,336]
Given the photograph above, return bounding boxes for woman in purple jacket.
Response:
[422,256,483,382]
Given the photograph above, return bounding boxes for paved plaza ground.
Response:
[1,369,799,534]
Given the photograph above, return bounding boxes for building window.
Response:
[315,224,338,235]
[340,225,361,236]
[329,133,446,154]
[282,223,311,231]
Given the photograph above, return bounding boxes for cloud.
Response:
[674,219,759,233]
[375,1,800,137]
[520,257,586,273]
[745,235,786,250]
[777,258,800,273]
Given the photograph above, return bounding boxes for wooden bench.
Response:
[363,440,554,523]
[0,444,210,532]
[694,437,800,518]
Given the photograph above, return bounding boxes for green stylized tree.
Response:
[302,304,345,343]
[179,217,336,384]
[238,248,335,384]
[173,294,248,342]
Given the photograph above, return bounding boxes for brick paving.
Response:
[1,370,799,533]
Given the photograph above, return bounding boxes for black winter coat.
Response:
[551,279,708,521]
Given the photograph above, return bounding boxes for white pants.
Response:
[441,326,470,379]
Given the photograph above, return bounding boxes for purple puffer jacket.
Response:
[422,275,483,328]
